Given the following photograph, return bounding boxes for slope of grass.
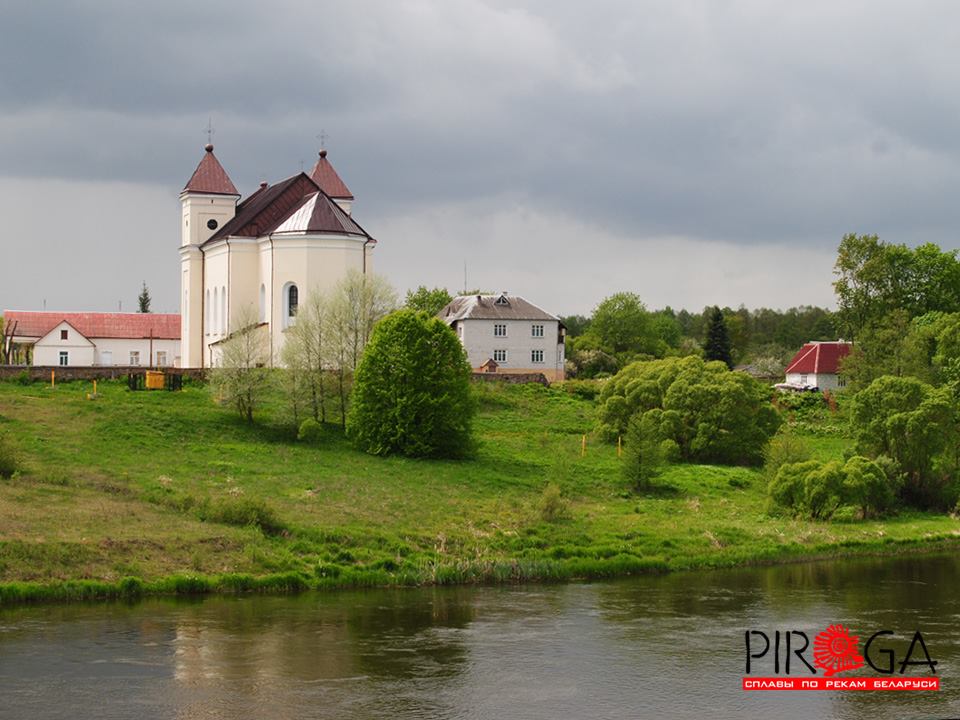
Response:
[0,377,958,604]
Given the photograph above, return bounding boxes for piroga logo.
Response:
[742,625,939,692]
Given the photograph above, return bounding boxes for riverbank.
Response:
[1,379,958,605]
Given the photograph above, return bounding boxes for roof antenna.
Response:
[463,261,467,295]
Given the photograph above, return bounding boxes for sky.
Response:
[3,0,960,317]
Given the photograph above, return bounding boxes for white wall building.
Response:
[439,293,566,381]
[179,144,376,368]
[3,312,180,367]
[781,340,852,391]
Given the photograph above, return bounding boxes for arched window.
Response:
[221,287,227,334]
[212,288,218,335]
[259,284,266,323]
[205,289,211,335]
[283,282,299,328]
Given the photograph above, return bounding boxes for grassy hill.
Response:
[0,377,958,603]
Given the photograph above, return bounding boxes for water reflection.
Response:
[1,554,960,719]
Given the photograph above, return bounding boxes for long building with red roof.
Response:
[3,311,180,367]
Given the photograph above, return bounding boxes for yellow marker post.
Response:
[618,435,622,458]
[93,380,97,396]
[51,369,55,389]
[581,434,586,457]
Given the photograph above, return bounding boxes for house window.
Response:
[156,351,167,367]
[531,324,544,338]
[838,377,846,388]
[283,282,299,327]
[494,324,507,337]
[531,349,544,363]
[800,374,808,385]
[60,329,68,340]
[493,349,508,363]
[130,351,140,366]
[58,351,69,366]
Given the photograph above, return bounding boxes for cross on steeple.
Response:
[205,117,215,146]
[316,129,328,151]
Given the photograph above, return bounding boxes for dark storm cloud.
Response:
[3,0,960,272]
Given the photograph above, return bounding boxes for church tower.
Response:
[179,144,239,367]
[309,149,355,215]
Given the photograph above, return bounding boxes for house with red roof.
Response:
[179,143,375,368]
[781,341,852,391]
[2,311,180,367]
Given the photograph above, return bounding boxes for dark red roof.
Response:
[205,173,371,245]
[785,342,852,374]
[4,312,180,340]
[183,145,239,196]
[309,150,354,199]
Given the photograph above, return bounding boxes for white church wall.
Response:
[203,243,230,365]
[227,239,259,329]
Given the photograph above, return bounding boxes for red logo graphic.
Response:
[813,624,865,677]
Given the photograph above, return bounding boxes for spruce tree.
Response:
[138,282,152,313]
[704,306,733,368]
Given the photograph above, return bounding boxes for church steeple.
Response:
[309,149,354,214]
[183,144,239,196]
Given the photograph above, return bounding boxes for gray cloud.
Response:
[3,1,960,313]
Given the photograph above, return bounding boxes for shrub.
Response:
[768,456,896,520]
[297,418,322,443]
[15,370,32,386]
[347,309,475,458]
[597,356,781,466]
[0,435,17,478]
[539,483,571,522]
[763,430,812,482]
[201,497,285,536]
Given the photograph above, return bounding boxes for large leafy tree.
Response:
[596,356,781,466]
[405,285,453,317]
[589,292,656,355]
[347,310,474,458]
[703,306,733,368]
[851,375,958,508]
[833,234,960,337]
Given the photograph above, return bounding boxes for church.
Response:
[179,144,376,368]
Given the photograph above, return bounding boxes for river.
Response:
[1,552,959,719]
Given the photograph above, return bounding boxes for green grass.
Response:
[0,377,958,605]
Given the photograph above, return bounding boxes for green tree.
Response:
[405,285,453,316]
[703,306,733,368]
[281,289,332,425]
[590,292,655,356]
[347,310,475,458]
[559,314,591,338]
[621,412,666,491]
[833,234,960,337]
[596,356,781,466]
[843,455,895,519]
[138,282,151,313]
[209,305,271,423]
[328,271,398,429]
[851,375,957,508]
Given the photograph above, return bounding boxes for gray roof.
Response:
[439,294,563,325]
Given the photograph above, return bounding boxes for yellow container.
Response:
[145,371,165,390]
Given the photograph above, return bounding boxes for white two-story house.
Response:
[439,293,566,381]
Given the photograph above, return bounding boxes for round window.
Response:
[207,219,218,230]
